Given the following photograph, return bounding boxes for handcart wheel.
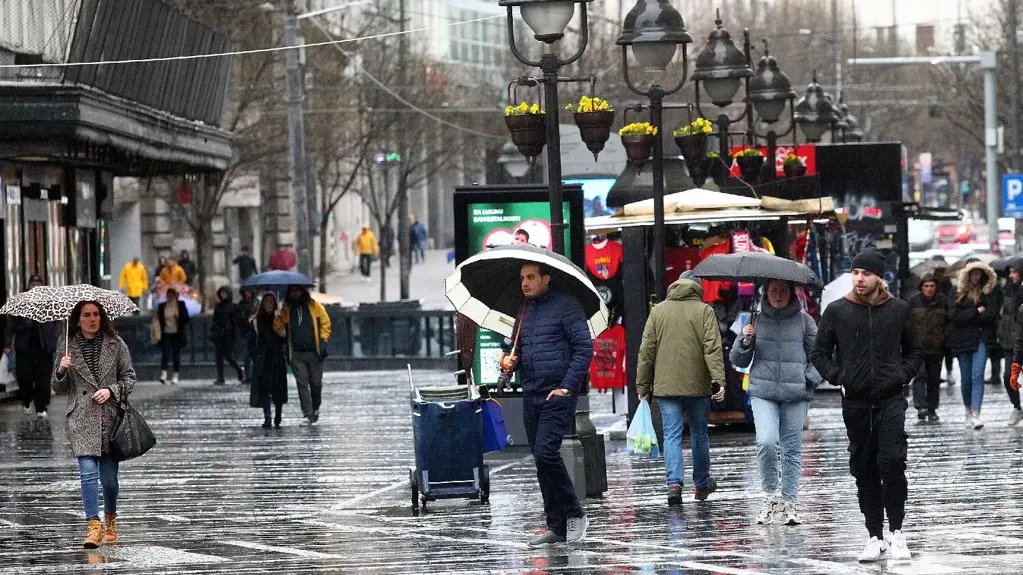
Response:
[409,469,419,511]
[480,464,490,504]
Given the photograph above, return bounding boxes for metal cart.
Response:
[407,365,490,512]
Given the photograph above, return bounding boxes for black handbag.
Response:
[109,390,156,462]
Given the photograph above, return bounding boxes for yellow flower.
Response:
[518,102,528,113]
[529,103,540,114]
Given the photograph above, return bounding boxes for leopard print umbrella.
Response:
[0,284,139,322]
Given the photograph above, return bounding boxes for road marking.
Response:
[328,456,531,510]
[154,514,190,523]
[222,540,343,559]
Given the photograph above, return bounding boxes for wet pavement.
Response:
[3,373,1023,574]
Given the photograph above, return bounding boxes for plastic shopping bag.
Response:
[626,399,659,458]
[481,399,509,453]
[0,352,13,388]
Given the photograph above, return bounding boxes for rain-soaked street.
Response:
[3,371,1023,574]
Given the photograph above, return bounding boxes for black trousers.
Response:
[523,390,583,537]
[160,333,183,372]
[1005,370,1022,410]
[990,348,1003,383]
[842,396,908,539]
[214,338,242,381]
[15,353,51,412]
[912,354,944,411]
[359,254,373,277]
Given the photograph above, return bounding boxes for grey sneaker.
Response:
[565,515,588,542]
[756,498,777,525]
[779,501,801,525]
[528,531,566,547]
[667,484,683,506]
[1009,409,1023,427]
[694,477,718,501]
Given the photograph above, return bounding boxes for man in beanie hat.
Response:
[811,248,923,562]
[907,274,950,422]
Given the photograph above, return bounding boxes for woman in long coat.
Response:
[53,300,137,548]
[249,293,288,428]
[949,260,998,430]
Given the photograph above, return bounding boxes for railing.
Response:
[113,307,457,374]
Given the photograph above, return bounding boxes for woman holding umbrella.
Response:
[730,279,821,526]
[53,300,137,548]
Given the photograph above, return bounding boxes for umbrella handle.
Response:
[64,321,68,357]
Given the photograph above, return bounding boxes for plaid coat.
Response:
[51,334,137,457]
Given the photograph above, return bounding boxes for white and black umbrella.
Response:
[690,252,823,289]
[444,245,609,338]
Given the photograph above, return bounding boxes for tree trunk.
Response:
[318,213,329,293]
[379,245,387,302]
[398,176,411,300]
[194,218,214,309]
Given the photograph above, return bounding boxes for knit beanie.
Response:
[851,248,887,277]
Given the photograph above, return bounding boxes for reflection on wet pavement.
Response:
[2,372,1023,573]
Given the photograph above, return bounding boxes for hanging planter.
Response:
[619,122,657,167]
[782,153,808,178]
[504,101,546,160]
[673,118,712,160]
[567,96,615,161]
[688,157,711,187]
[732,148,766,183]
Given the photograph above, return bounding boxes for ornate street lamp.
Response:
[748,41,797,180]
[692,12,753,107]
[501,0,593,255]
[793,71,838,143]
[618,0,692,302]
[842,103,864,142]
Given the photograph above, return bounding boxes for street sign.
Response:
[1003,174,1023,218]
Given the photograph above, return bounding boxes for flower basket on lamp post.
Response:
[619,122,657,167]
[568,96,615,161]
[733,148,765,183]
[504,101,546,160]
[783,153,807,178]
[673,118,712,184]
[688,157,711,187]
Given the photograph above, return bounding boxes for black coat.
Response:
[211,287,245,342]
[249,315,287,407]
[811,293,924,407]
[948,292,998,356]
[907,292,950,355]
[156,300,191,347]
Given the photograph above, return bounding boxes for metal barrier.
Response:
[113,306,457,376]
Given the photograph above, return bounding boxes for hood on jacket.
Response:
[286,285,311,306]
[216,285,233,302]
[667,278,704,301]
[957,261,997,298]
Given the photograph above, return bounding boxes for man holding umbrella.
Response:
[274,283,331,425]
[811,248,922,562]
[501,261,593,546]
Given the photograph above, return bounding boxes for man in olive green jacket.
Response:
[637,278,726,505]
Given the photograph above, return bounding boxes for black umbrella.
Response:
[690,251,823,289]
[444,245,609,338]
[990,256,1023,274]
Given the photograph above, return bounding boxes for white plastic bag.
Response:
[626,399,659,458]
[0,353,14,388]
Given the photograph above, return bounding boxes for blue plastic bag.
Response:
[481,399,509,453]
[626,399,659,458]
[5,351,14,374]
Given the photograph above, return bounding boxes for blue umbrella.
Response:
[242,270,314,291]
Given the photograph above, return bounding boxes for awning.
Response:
[586,197,836,235]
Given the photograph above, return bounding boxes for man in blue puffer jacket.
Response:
[502,262,593,546]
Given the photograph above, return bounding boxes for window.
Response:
[448,9,504,69]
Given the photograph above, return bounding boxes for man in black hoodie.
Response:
[907,274,949,422]
[211,286,245,386]
[811,249,923,563]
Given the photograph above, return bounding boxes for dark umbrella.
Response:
[689,251,823,289]
[990,256,1023,274]
[444,245,609,338]
[242,270,314,291]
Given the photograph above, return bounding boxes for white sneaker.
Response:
[22,406,31,415]
[972,415,984,430]
[756,498,776,525]
[857,536,889,562]
[886,530,911,560]
[171,373,179,385]
[36,411,47,419]
[778,500,801,525]
[159,370,167,385]
[965,411,973,429]
[1008,409,1023,427]
[565,515,588,542]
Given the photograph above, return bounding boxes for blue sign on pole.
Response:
[1003,174,1023,218]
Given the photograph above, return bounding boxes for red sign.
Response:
[728,144,817,177]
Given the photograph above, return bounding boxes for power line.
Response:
[0,13,503,69]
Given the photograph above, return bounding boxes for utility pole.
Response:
[832,0,842,97]
[1010,0,1022,253]
[285,0,313,278]
[397,0,411,300]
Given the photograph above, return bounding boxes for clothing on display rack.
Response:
[586,237,624,323]
[699,237,732,304]
[590,324,626,391]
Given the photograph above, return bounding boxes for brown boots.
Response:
[82,515,117,548]
[83,519,103,548]
[103,514,117,544]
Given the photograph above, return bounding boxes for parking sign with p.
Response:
[1003,174,1023,218]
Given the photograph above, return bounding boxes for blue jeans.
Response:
[657,397,711,489]
[958,340,987,412]
[750,398,809,502]
[77,456,119,520]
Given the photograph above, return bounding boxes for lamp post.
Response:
[747,41,797,180]
[792,71,839,144]
[691,13,754,161]
[501,0,593,256]
[617,0,693,303]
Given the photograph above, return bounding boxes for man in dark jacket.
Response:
[179,250,197,286]
[233,246,259,283]
[211,286,245,386]
[1002,264,1023,426]
[907,274,949,422]
[811,249,923,563]
[3,275,59,417]
[501,262,592,546]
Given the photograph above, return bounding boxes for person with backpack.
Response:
[730,279,820,526]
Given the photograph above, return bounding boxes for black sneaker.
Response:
[927,410,940,422]
[695,477,718,501]
[917,408,928,421]
[261,419,272,429]
[213,379,225,386]
[667,484,683,505]
[528,531,566,547]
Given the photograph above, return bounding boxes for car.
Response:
[936,221,976,244]
[908,219,936,251]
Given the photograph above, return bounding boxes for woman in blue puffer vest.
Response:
[730,279,821,527]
